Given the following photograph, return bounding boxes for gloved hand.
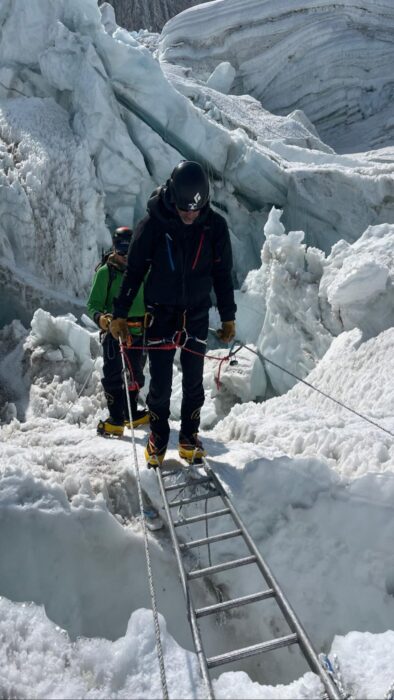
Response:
[217,320,236,343]
[110,317,129,342]
[98,313,113,331]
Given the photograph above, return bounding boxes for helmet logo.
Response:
[188,192,201,210]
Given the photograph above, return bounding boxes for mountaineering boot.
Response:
[97,417,124,437]
[124,408,150,429]
[178,432,206,465]
[143,506,164,531]
[145,432,167,469]
[124,390,150,429]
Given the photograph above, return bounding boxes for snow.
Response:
[0,0,394,698]
[0,600,204,699]
[216,327,394,477]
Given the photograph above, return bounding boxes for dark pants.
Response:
[146,306,208,446]
[101,333,146,423]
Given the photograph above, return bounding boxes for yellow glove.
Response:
[110,317,129,342]
[98,313,113,331]
[217,320,236,343]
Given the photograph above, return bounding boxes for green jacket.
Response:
[87,263,145,335]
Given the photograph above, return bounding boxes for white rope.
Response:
[319,654,353,700]
[119,341,169,700]
[236,342,394,440]
[58,363,95,422]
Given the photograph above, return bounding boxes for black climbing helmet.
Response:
[169,161,209,211]
[112,226,132,255]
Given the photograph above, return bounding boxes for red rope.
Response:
[119,342,140,391]
[120,337,241,390]
[216,356,228,390]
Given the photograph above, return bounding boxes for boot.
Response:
[145,432,167,468]
[124,391,150,429]
[178,432,206,465]
[102,386,125,433]
[124,409,150,429]
[97,416,124,437]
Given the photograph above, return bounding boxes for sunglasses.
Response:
[177,207,201,213]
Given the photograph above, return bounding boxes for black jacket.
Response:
[113,186,236,322]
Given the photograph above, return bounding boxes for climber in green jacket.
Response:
[87,226,149,437]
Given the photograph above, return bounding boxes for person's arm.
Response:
[87,267,112,328]
[212,217,237,323]
[112,217,153,319]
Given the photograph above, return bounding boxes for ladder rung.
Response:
[180,529,242,551]
[169,491,219,508]
[187,555,256,580]
[207,633,298,669]
[195,589,276,617]
[164,476,212,492]
[173,508,231,527]
[160,467,207,478]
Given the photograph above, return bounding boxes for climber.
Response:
[110,161,236,467]
[87,226,149,438]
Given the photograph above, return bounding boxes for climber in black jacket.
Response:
[110,160,236,467]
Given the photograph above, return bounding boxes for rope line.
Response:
[119,341,169,700]
[119,327,393,440]
[239,342,394,439]
[122,338,231,361]
[319,654,354,700]
[58,363,95,422]
[119,334,239,390]
[0,80,27,97]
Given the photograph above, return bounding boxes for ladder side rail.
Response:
[156,468,215,700]
[204,463,342,700]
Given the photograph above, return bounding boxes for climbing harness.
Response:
[119,341,169,700]
[155,458,342,700]
[120,326,240,391]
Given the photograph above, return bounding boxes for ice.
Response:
[1,0,394,697]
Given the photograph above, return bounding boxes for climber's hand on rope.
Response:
[98,313,113,332]
[110,317,129,344]
[217,320,236,344]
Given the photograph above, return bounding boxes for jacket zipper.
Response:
[165,233,175,271]
[192,232,205,270]
[181,236,187,306]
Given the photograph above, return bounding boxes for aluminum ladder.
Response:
[156,459,341,700]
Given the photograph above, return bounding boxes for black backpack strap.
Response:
[104,264,117,309]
